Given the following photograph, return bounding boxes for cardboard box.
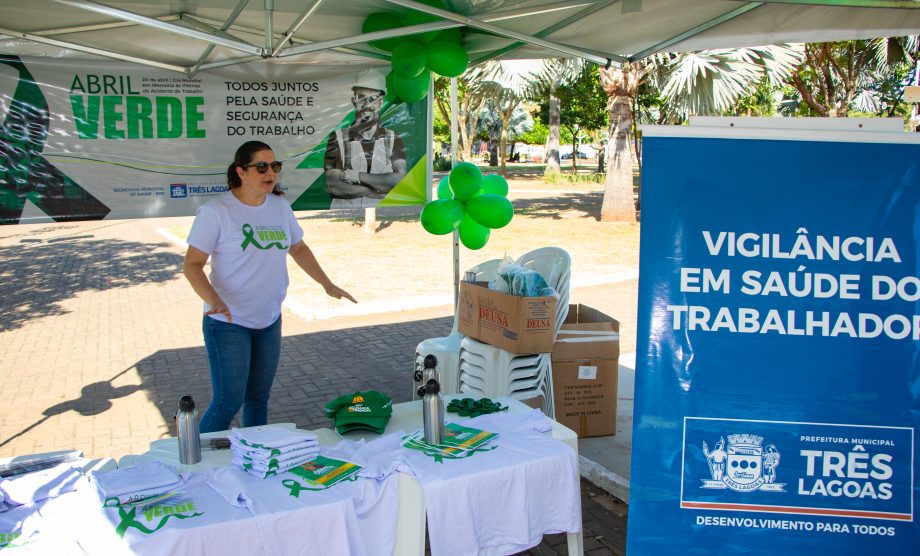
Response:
[457,281,558,355]
[551,305,620,438]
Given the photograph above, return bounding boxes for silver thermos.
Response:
[175,396,201,465]
[419,379,444,445]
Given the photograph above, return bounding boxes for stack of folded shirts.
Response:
[0,462,86,507]
[229,426,319,479]
[89,461,181,506]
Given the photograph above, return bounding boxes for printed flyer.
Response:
[627,127,920,555]
[0,54,429,224]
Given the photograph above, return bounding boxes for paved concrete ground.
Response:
[0,215,634,555]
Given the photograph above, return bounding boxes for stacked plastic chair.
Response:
[457,247,571,418]
[413,258,503,399]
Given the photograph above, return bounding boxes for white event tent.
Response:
[0,1,918,73]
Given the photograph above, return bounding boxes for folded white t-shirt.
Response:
[89,462,181,505]
[205,465,399,556]
[396,414,581,556]
[230,425,318,450]
[0,463,87,506]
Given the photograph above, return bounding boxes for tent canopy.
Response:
[1,0,919,74]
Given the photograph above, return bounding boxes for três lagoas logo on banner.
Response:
[681,417,912,524]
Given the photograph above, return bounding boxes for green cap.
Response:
[331,391,393,435]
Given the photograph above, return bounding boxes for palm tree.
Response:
[787,37,917,117]
[599,44,804,222]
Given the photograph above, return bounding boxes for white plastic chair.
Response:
[413,258,503,398]
[457,247,571,418]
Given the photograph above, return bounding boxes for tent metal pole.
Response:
[29,15,181,36]
[0,25,186,72]
[197,55,263,71]
[188,0,250,77]
[450,77,460,311]
[271,0,325,57]
[50,0,265,55]
[469,0,618,65]
[279,21,461,57]
[263,0,274,53]
[629,2,766,60]
[382,0,623,65]
[755,0,920,8]
[483,0,602,22]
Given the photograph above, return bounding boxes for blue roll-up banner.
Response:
[627,125,920,555]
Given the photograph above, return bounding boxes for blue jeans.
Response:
[200,315,282,433]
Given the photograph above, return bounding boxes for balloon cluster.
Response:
[362,0,469,104]
[420,163,513,250]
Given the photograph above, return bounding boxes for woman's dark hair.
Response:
[227,140,283,196]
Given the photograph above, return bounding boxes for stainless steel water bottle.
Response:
[420,378,444,446]
[175,396,202,465]
[413,354,441,401]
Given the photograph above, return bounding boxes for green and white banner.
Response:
[0,55,429,225]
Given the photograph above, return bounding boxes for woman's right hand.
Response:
[206,301,232,323]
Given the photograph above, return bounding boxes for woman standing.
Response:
[184,141,355,433]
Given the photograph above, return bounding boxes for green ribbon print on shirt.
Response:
[240,223,288,251]
[113,501,204,538]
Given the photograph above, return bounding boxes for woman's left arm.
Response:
[288,240,357,303]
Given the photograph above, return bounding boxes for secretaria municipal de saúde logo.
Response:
[702,434,785,493]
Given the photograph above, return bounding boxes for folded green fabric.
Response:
[446,397,508,418]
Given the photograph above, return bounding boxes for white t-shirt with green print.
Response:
[188,192,304,329]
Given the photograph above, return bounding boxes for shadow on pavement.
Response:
[513,191,603,221]
[0,237,182,332]
[0,368,141,449]
[132,315,454,436]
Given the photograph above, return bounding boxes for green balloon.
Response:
[401,0,446,43]
[363,13,403,52]
[436,176,452,200]
[394,69,430,103]
[465,194,514,229]
[459,212,490,250]
[426,41,469,78]
[420,199,463,235]
[391,40,427,79]
[449,162,482,201]
[434,28,463,45]
[480,174,509,196]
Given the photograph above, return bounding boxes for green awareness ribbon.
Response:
[446,398,508,418]
[113,505,204,538]
[1,55,110,224]
[403,439,498,464]
[240,223,287,251]
[282,478,325,497]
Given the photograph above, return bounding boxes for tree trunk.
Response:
[500,117,510,176]
[600,93,637,222]
[544,84,562,175]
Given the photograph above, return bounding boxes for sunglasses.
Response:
[244,161,283,174]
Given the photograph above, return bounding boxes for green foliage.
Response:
[517,119,548,145]
[787,38,917,117]
[433,155,452,171]
[536,67,607,134]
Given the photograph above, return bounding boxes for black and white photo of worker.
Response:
[324,70,407,209]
